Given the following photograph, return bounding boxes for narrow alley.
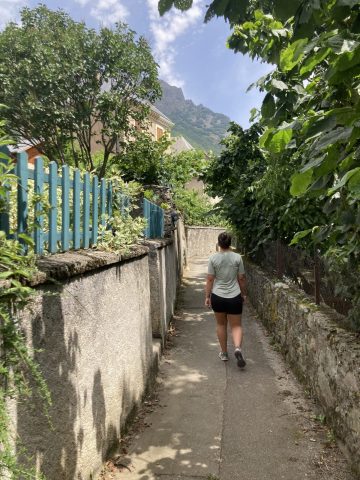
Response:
[105,257,355,480]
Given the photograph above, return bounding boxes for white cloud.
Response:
[0,0,27,30]
[146,0,203,88]
[75,0,129,25]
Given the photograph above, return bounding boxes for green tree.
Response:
[205,123,268,251]
[163,149,209,188]
[110,130,209,187]
[109,130,172,184]
[160,0,360,328]
[173,188,227,227]
[0,5,161,176]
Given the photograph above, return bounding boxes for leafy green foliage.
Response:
[163,149,209,188]
[110,130,172,184]
[173,188,227,227]
[0,5,161,176]
[205,123,271,250]
[159,0,302,25]
[228,9,291,64]
[110,129,209,188]
[162,0,360,328]
[97,214,146,254]
[111,130,223,227]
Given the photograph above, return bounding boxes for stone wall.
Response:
[245,260,360,475]
[146,238,178,343]
[13,225,185,480]
[185,226,224,261]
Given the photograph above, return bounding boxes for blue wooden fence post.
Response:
[83,172,90,248]
[150,202,154,238]
[100,178,106,232]
[143,198,150,238]
[159,205,164,238]
[61,164,70,252]
[0,145,11,235]
[142,199,164,239]
[16,153,28,250]
[34,156,44,254]
[107,180,112,220]
[49,162,58,253]
[91,175,98,245]
[73,169,81,249]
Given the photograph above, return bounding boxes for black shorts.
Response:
[211,293,243,315]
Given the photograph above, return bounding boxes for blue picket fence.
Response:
[0,150,165,254]
[143,198,164,239]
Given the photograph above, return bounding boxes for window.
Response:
[156,127,164,140]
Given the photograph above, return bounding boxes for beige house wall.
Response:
[90,107,174,155]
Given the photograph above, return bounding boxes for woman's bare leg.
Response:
[228,314,243,349]
[214,312,228,352]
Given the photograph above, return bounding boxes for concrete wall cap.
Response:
[31,246,150,286]
[185,226,224,230]
[143,238,174,250]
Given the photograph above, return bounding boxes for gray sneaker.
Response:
[218,352,229,361]
[234,348,246,368]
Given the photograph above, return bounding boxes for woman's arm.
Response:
[205,274,215,307]
[238,273,248,301]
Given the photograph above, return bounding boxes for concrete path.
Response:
[109,258,354,480]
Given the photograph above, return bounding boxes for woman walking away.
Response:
[205,232,248,368]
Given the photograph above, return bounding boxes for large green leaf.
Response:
[266,128,293,153]
[175,0,193,10]
[314,146,339,177]
[328,37,359,55]
[273,0,302,22]
[300,154,326,173]
[313,126,353,152]
[302,114,337,139]
[336,0,359,6]
[158,0,175,15]
[205,0,248,24]
[280,39,308,72]
[261,93,276,119]
[290,228,312,245]
[328,106,358,126]
[259,128,273,149]
[328,167,360,195]
[271,79,288,90]
[290,169,313,196]
[348,168,360,194]
[300,48,331,75]
[326,45,360,83]
[207,0,231,16]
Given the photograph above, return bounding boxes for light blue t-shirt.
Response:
[208,251,245,298]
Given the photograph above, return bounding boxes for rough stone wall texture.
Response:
[13,227,186,480]
[147,239,178,343]
[175,218,187,277]
[185,226,224,260]
[245,260,360,475]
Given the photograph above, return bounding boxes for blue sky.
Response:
[0,0,273,127]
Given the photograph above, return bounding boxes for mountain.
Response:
[155,80,230,155]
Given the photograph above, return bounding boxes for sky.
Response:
[0,0,273,127]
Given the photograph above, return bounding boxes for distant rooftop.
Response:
[149,104,174,126]
[170,136,194,154]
